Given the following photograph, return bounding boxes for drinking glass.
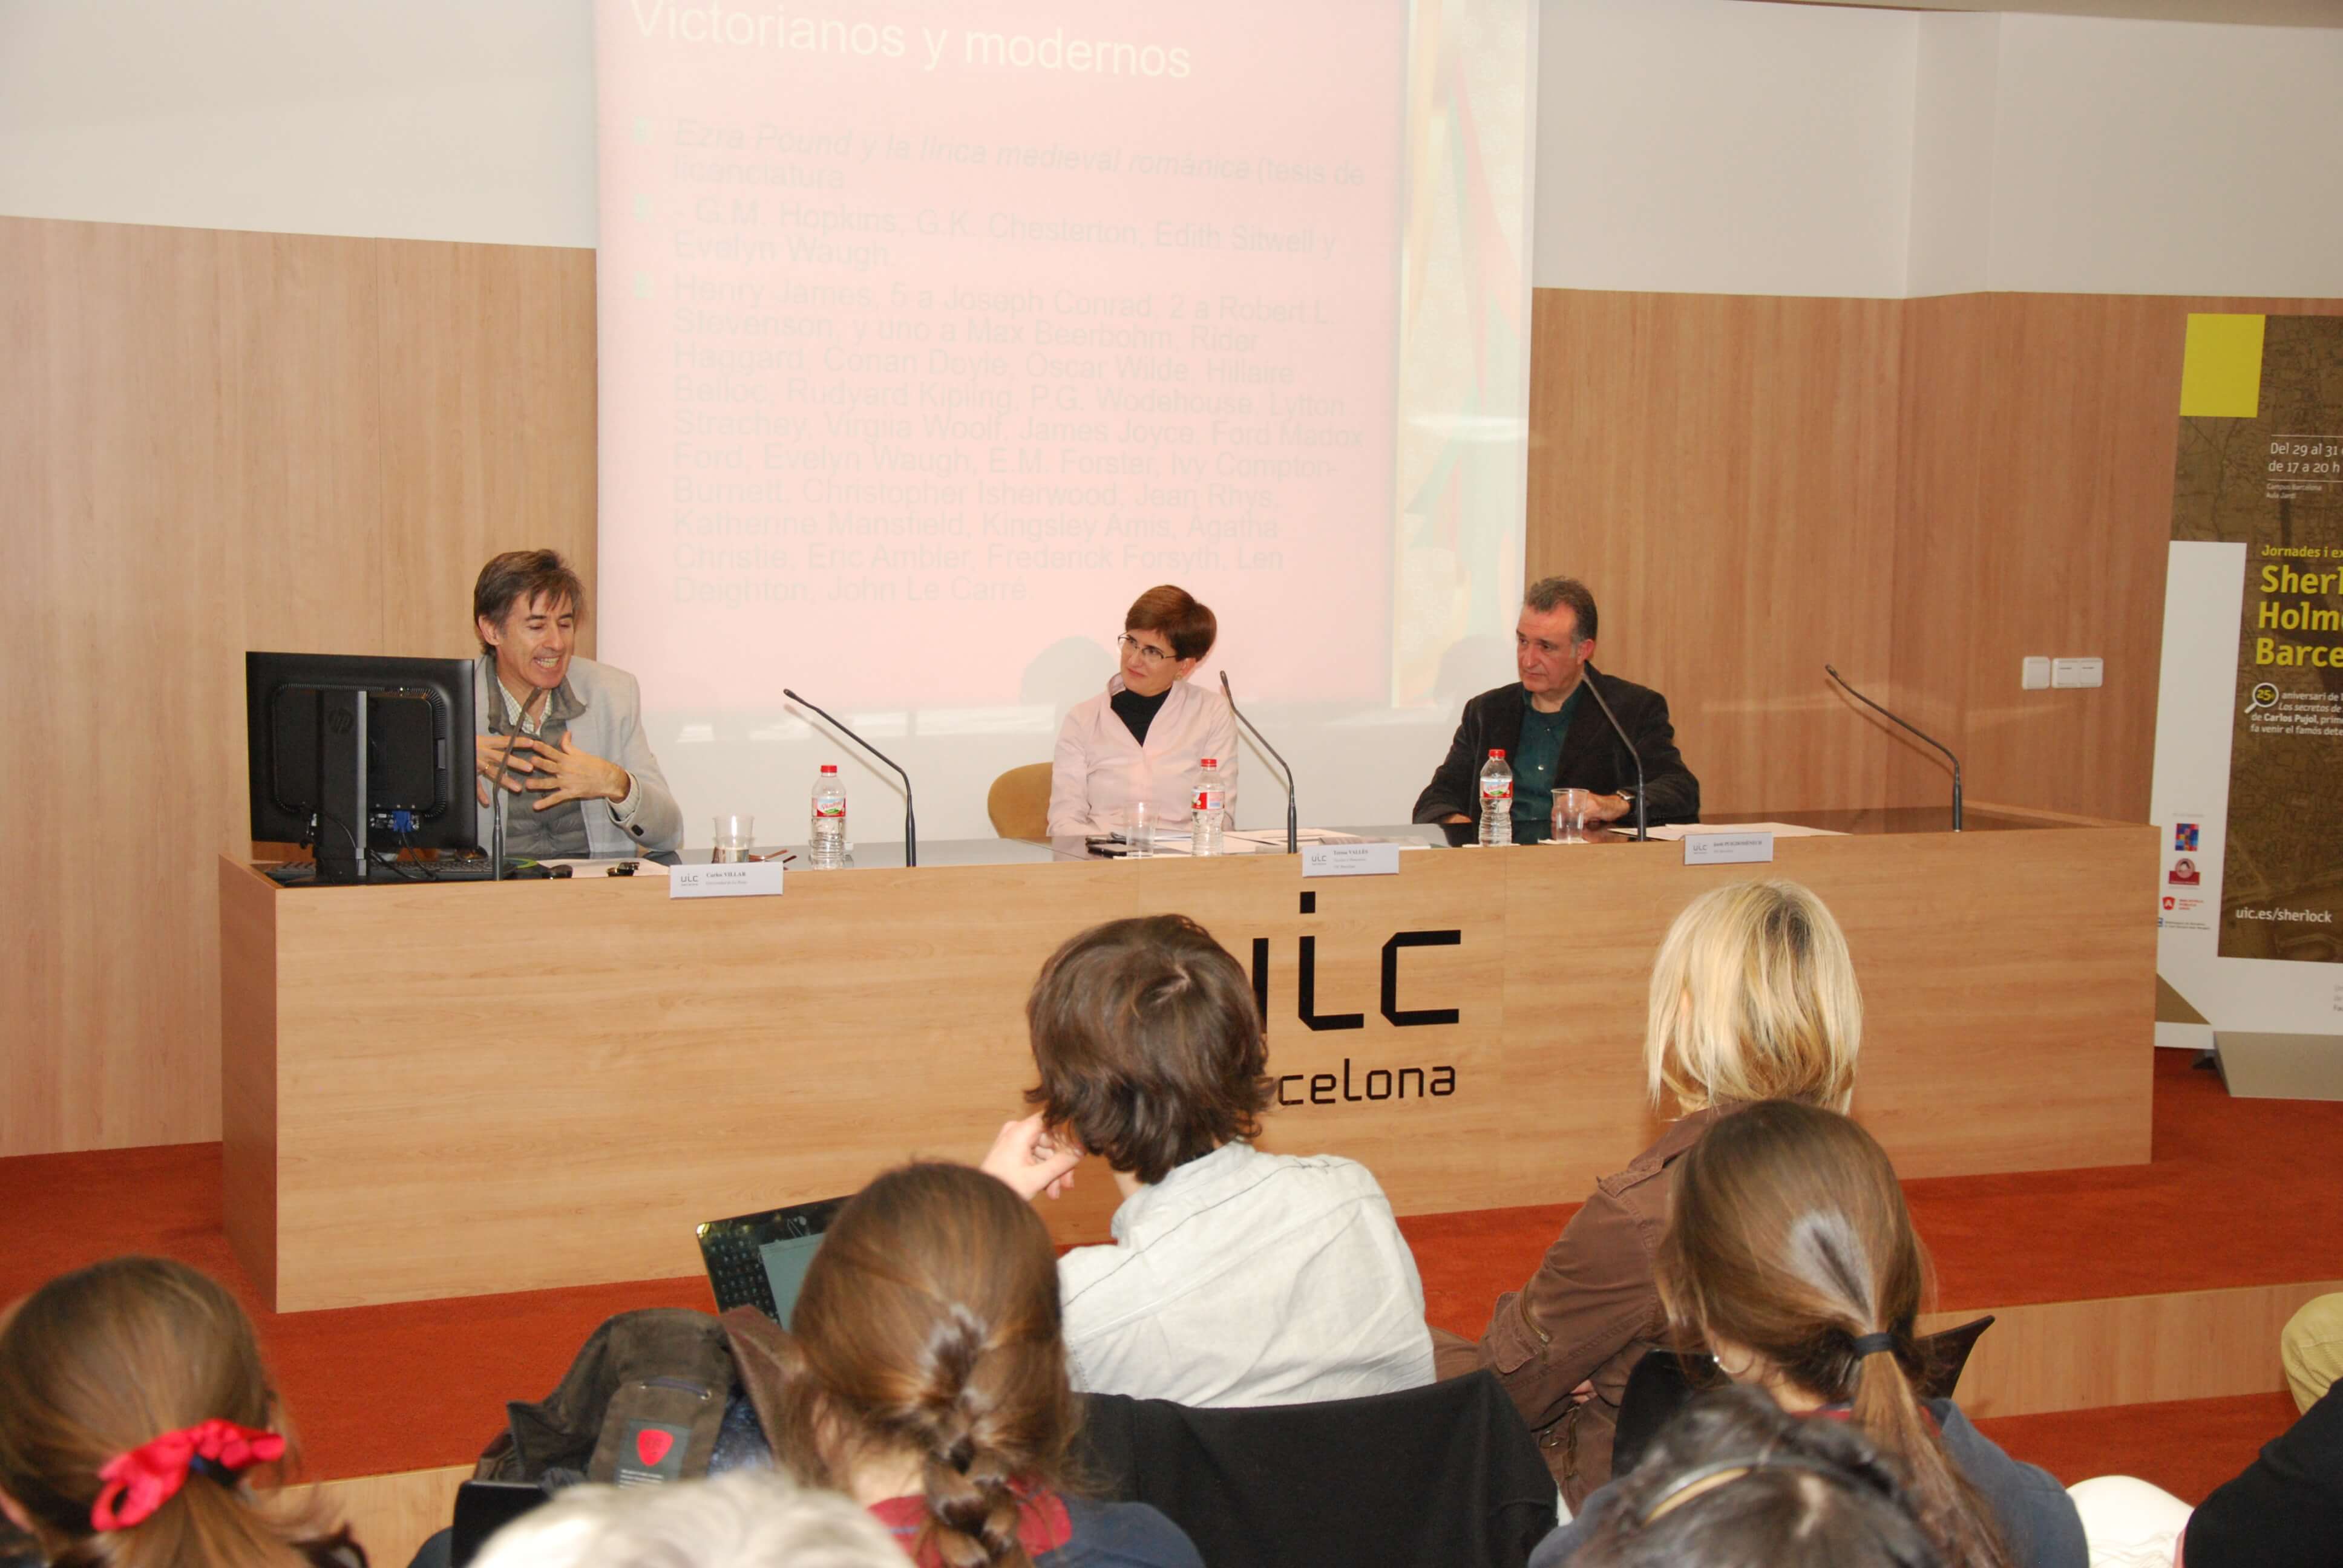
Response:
[712,813,755,863]
[1554,789,1594,844]
[1124,802,1157,858]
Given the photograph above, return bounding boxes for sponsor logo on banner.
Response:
[2175,822,2201,852]
[2169,858,2203,886]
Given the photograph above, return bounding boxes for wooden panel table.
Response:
[221,805,2155,1312]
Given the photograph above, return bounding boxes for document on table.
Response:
[1641,823,1845,841]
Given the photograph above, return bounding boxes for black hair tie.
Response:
[1850,1331,1896,1357]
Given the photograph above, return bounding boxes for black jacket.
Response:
[1074,1371,1559,1568]
[2185,1380,2343,1568]
[1412,670,1700,828]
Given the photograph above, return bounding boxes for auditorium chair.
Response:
[1610,1315,1997,1479]
[986,762,1054,838]
[1071,1371,1558,1568]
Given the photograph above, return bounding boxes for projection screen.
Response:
[597,0,1533,845]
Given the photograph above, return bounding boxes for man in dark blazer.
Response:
[1412,577,1699,834]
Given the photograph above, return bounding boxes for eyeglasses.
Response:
[1117,633,1180,666]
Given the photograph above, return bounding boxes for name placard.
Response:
[1683,831,1775,867]
[669,861,785,899]
[1302,842,1401,878]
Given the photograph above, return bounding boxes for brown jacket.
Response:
[1430,1109,1722,1506]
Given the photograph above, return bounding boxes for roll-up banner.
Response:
[2152,314,2343,1063]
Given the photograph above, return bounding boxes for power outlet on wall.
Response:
[2051,658,2105,689]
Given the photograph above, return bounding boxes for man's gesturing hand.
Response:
[520,733,632,811]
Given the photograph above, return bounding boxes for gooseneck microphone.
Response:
[1576,670,1648,843]
[783,688,917,867]
[1220,671,1297,854]
[488,669,549,883]
[1826,664,1962,832]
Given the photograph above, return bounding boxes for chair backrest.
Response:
[986,763,1054,839]
[1609,1316,1997,1481]
[1916,1314,1994,1400]
[1073,1372,1558,1568]
[1612,1349,1709,1480]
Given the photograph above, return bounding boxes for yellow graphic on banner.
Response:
[2179,314,2266,418]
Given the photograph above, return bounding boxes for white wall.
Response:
[1985,13,2343,298]
[1906,11,1999,298]
[1534,0,1917,297]
[1535,0,2343,299]
[5,1,2338,287]
[0,0,597,247]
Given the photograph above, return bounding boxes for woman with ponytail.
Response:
[0,1256,359,1568]
[1437,878,1864,1506]
[765,1162,1199,1568]
[1529,1102,2084,1568]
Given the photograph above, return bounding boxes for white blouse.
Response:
[1047,675,1240,838]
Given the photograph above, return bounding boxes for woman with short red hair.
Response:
[1045,586,1238,839]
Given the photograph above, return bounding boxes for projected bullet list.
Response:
[650,111,1374,613]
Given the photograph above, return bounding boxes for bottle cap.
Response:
[1200,758,1217,768]
[1488,749,1506,759]
[819,764,838,774]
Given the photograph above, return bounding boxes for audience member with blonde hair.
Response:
[1434,878,1864,1506]
[467,1469,903,1568]
[1530,1102,2083,1568]
[0,1256,361,1568]
[738,1160,1200,1568]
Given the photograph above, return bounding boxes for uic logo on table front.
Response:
[1247,913,1461,1108]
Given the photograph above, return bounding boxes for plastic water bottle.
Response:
[809,764,847,868]
[1191,757,1225,857]
[1478,750,1514,847]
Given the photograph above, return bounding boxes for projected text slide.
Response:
[598,0,1404,710]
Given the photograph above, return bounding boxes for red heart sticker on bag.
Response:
[636,1428,673,1467]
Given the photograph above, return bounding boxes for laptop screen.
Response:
[755,1232,825,1328]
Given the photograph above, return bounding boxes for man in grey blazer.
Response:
[473,549,684,858]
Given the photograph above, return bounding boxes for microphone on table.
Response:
[1220,671,1297,854]
[1576,670,1648,843]
[783,688,917,867]
[1826,664,1962,832]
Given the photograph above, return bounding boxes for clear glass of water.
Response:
[1554,789,1594,844]
[712,813,755,863]
[1125,802,1156,858]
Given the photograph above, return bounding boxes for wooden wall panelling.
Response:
[375,240,600,659]
[305,1465,471,1568]
[1524,290,1906,817]
[1926,1279,2343,1419]
[2,218,241,1154]
[1891,293,2343,820]
[0,216,601,1157]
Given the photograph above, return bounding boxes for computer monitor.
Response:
[245,652,479,883]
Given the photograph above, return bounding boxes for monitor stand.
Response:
[314,688,370,885]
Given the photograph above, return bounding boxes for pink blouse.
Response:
[1047,675,1240,838]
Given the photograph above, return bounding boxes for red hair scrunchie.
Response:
[89,1419,286,1531]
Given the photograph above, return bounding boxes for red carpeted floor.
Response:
[1971,1392,2301,1506]
[6,1052,2335,1488]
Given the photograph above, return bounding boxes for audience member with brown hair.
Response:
[1564,1384,1944,1568]
[980,913,1435,1405]
[752,1161,1199,1568]
[1532,1102,2083,1568]
[0,1256,362,1568]
[1436,878,1865,1506]
[1046,586,1237,838]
